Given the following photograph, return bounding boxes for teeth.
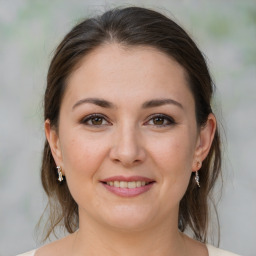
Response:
[128,181,136,188]
[106,181,151,188]
[136,181,142,187]
[120,181,128,188]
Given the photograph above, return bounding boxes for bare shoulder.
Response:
[35,234,76,256]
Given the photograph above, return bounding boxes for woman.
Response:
[18,6,239,256]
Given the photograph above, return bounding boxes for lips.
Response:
[100,176,155,197]
[101,175,155,183]
[105,180,151,188]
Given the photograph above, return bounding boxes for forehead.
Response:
[64,43,194,108]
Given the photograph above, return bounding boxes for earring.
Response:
[195,160,201,188]
[57,166,63,182]
[195,171,200,188]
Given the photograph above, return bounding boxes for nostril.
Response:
[109,138,146,166]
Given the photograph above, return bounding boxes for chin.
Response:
[100,204,156,232]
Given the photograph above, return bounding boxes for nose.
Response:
[109,124,146,167]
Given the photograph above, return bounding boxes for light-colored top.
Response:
[16,250,36,256]
[206,244,240,256]
[16,244,240,256]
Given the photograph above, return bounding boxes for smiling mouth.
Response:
[102,181,154,188]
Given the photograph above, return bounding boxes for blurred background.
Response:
[0,0,255,255]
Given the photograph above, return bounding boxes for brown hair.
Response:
[40,6,221,242]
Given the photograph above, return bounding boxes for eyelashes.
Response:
[80,113,176,128]
[81,114,110,126]
[144,114,176,127]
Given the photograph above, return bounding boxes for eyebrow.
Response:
[72,97,183,110]
[142,98,183,109]
[72,98,115,110]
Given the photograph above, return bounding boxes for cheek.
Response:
[59,130,110,206]
[157,142,193,189]
[59,129,109,180]
[150,132,195,173]
[149,131,196,199]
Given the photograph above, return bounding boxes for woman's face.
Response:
[46,44,214,231]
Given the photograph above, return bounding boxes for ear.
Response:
[44,119,64,174]
[192,113,216,172]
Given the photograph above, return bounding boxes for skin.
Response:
[42,43,216,256]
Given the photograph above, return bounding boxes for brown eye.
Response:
[145,114,176,127]
[81,114,110,126]
[91,117,103,125]
[152,117,165,125]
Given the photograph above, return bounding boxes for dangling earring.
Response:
[195,171,200,188]
[57,166,63,182]
[195,161,201,188]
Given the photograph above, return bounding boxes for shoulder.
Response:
[16,249,37,256]
[32,233,76,256]
[206,244,240,256]
[16,233,74,256]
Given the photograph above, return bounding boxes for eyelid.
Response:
[80,113,175,127]
[80,113,111,126]
[144,113,176,126]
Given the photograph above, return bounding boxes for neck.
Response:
[73,210,187,256]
